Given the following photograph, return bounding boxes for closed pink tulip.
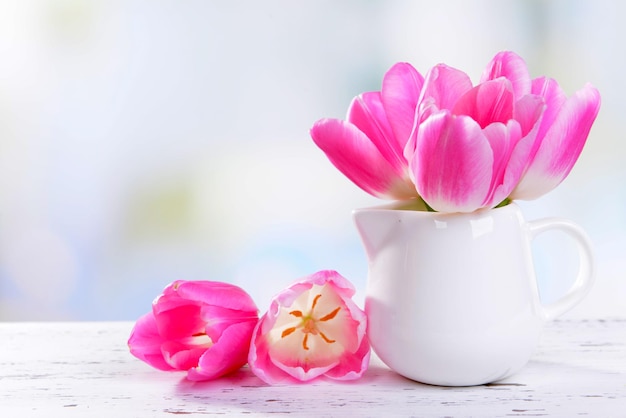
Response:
[310,62,424,200]
[248,270,370,384]
[128,280,259,381]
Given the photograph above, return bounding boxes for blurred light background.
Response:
[0,0,623,320]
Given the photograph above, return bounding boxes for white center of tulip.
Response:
[280,293,341,351]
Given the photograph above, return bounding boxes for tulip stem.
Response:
[495,198,512,208]
[423,198,437,212]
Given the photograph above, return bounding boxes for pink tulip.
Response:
[248,270,370,384]
[409,63,546,212]
[479,51,602,201]
[128,280,259,381]
[411,51,600,212]
[310,63,424,200]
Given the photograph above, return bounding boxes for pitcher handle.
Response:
[528,218,595,321]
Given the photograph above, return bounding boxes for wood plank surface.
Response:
[0,320,624,417]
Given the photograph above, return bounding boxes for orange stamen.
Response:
[319,307,341,322]
[278,292,342,351]
[281,327,297,338]
[311,294,322,310]
[319,332,335,344]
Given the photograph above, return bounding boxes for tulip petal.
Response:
[486,95,545,204]
[162,340,209,370]
[311,118,417,199]
[298,269,358,297]
[452,79,515,128]
[413,112,493,213]
[512,84,601,200]
[200,304,258,342]
[514,94,547,137]
[174,281,258,313]
[128,313,174,371]
[418,64,473,119]
[347,92,405,171]
[153,302,205,341]
[481,121,522,207]
[324,332,371,381]
[480,51,531,98]
[323,295,370,381]
[405,64,473,163]
[247,315,288,384]
[187,319,257,381]
[484,94,545,205]
[381,62,424,145]
[530,76,567,141]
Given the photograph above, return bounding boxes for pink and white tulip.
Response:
[409,51,600,212]
[248,270,370,384]
[310,63,424,200]
[409,62,546,212]
[128,280,259,381]
[477,51,602,201]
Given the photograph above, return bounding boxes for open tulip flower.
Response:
[128,280,259,381]
[248,270,370,384]
[311,51,601,213]
[311,62,424,200]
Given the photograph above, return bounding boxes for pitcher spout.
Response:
[352,203,416,262]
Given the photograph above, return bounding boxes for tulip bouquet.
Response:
[311,51,600,212]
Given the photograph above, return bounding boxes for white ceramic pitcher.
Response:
[353,201,594,386]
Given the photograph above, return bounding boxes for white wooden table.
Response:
[1,320,624,417]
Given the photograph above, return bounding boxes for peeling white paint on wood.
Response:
[0,320,624,417]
